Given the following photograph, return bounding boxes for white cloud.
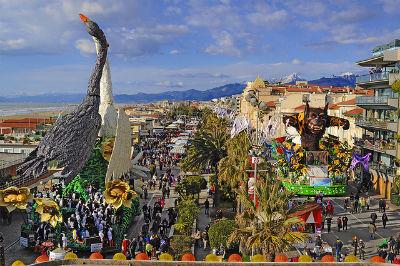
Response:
[247,9,288,26]
[380,0,400,14]
[165,6,182,15]
[74,39,96,54]
[0,38,26,51]
[205,31,241,57]
[292,59,301,65]
[169,49,180,55]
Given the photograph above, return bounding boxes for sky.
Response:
[1,0,400,96]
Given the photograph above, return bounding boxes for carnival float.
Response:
[228,93,372,196]
[0,14,141,255]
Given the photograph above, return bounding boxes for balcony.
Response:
[356,96,398,109]
[355,117,398,132]
[356,71,389,87]
[370,161,397,177]
[354,137,397,157]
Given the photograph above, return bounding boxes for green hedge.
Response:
[208,219,237,249]
[391,194,400,206]
[113,197,140,247]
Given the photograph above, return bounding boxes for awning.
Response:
[170,146,186,154]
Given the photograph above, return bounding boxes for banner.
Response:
[231,115,250,138]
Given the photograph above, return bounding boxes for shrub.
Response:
[170,235,192,260]
[208,219,237,249]
[175,175,207,200]
[175,199,200,235]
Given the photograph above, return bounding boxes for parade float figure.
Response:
[283,98,350,151]
[272,96,353,196]
[18,14,109,182]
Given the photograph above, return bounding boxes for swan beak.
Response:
[79,13,90,23]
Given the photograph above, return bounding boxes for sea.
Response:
[0,103,74,117]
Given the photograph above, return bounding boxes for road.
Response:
[321,196,400,260]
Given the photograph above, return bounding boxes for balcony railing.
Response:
[370,161,396,176]
[356,71,389,84]
[354,137,396,154]
[355,117,398,131]
[356,95,389,105]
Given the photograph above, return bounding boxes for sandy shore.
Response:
[0,110,69,120]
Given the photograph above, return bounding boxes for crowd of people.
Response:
[29,182,123,252]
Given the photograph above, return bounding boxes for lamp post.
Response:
[244,88,269,206]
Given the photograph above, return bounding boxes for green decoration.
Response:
[208,219,237,249]
[282,181,346,196]
[392,79,400,93]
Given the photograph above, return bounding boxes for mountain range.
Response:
[0,73,357,103]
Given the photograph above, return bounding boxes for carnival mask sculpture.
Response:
[284,96,350,151]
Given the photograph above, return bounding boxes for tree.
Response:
[208,219,237,249]
[175,175,207,201]
[228,176,308,259]
[180,111,228,206]
[218,131,251,206]
[174,199,200,236]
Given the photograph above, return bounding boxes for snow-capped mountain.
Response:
[280,73,306,84]
[309,73,356,87]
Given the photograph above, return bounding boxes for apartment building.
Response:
[238,77,368,142]
[354,39,400,199]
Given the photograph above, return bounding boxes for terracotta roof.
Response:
[0,123,37,129]
[336,98,356,106]
[266,101,276,108]
[328,104,340,110]
[344,108,363,116]
[294,105,305,111]
[1,118,55,124]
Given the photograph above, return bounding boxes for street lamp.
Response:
[244,88,270,207]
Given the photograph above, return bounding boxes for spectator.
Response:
[382,212,388,228]
[204,198,210,215]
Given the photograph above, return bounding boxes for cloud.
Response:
[165,6,182,15]
[380,0,400,14]
[109,24,189,56]
[169,49,180,55]
[74,39,95,54]
[0,38,27,51]
[247,9,288,26]
[205,31,242,57]
[292,59,301,65]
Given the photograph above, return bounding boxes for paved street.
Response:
[322,195,400,260]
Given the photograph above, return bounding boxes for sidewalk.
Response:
[194,190,213,260]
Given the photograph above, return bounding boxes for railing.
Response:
[356,96,389,105]
[353,137,396,153]
[356,71,389,83]
[0,156,26,170]
[355,117,397,130]
[370,161,396,176]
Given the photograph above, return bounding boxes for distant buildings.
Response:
[238,76,369,143]
[354,39,400,199]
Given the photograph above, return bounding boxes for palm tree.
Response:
[218,131,251,210]
[180,112,228,206]
[228,176,308,259]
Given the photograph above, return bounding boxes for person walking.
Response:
[371,212,378,225]
[369,223,376,240]
[342,215,348,230]
[366,195,371,210]
[359,239,365,260]
[382,212,388,228]
[335,238,343,261]
[352,236,358,257]
[204,198,210,215]
[337,217,342,232]
[326,216,332,233]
